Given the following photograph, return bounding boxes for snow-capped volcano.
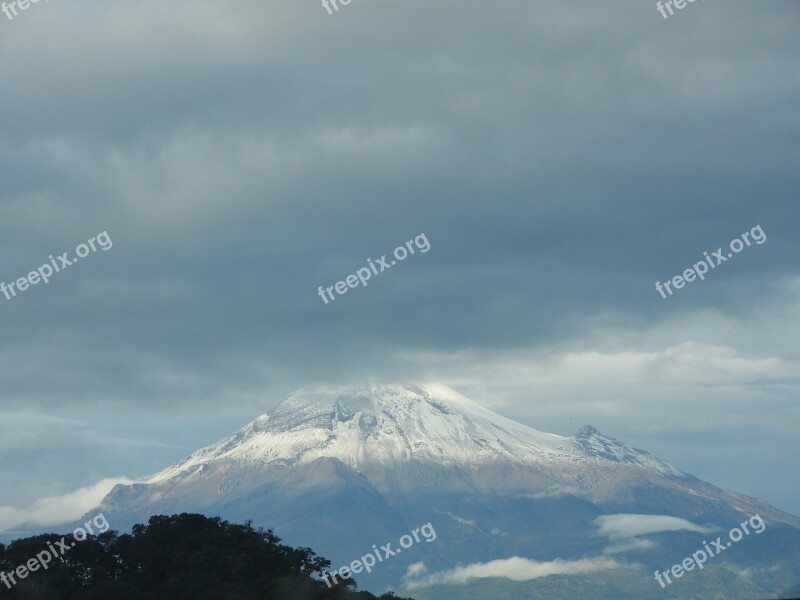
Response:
[147,384,681,486]
[85,384,800,595]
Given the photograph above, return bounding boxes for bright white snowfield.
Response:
[146,384,683,485]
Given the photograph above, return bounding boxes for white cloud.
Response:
[594,514,713,540]
[405,562,428,578]
[410,340,795,403]
[0,477,135,531]
[603,538,657,555]
[404,556,620,588]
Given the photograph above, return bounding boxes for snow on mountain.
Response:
[145,384,683,485]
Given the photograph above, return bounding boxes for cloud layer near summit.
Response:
[1,0,798,518]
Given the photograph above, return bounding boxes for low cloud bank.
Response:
[404,556,620,588]
[0,477,134,531]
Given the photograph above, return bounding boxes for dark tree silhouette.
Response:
[0,514,413,600]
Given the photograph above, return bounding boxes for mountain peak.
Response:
[571,424,680,474]
[147,383,573,484]
[574,425,600,438]
[145,385,687,487]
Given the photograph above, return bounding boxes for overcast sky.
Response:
[1,0,798,529]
